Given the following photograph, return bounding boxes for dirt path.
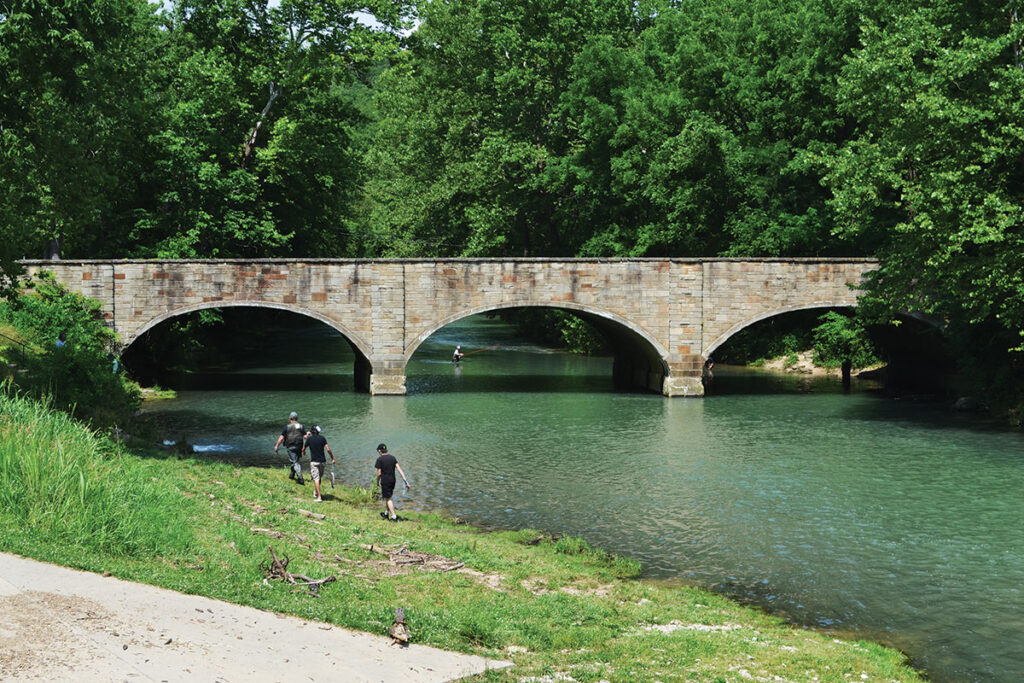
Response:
[0,552,509,682]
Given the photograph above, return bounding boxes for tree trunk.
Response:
[240,81,281,168]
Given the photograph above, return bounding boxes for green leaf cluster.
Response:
[822,2,1024,351]
[364,0,865,257]
[1,0,411,259]
[0,275,140,426]
[812,311,880,370]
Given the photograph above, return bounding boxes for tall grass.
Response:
[0,390,195,556]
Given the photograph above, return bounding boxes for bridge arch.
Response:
[704,303,856,360]
[124,300,372,359]
[122,301,375,389]
[406,302,671,393]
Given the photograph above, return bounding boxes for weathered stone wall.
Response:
[21,258,874,397]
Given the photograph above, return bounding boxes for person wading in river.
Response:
[274,411,306,485]
[303,425,335,502]
[374,443,409,522]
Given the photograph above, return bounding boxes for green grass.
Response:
[140,385,178,400]
[0,391,927,682]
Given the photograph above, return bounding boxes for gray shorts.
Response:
[310,461,326,481]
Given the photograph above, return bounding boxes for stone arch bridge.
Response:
[22,258,876,397]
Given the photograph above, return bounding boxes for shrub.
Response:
[812,311,881,370]
[0,274,139,427]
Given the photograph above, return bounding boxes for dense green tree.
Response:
[0,0,162,259]
[812,311,879,370]
[0,0,408,261]
[0,274,140,426]
[819,2,1024,351]
[366,0,649,256]
[366,0,874,257]
[128,0,408,257]
[587,0,867,256]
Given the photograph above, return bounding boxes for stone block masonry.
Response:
[22,258,875,397]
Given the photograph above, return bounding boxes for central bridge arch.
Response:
[405,302,671,393]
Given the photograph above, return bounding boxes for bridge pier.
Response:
[368,361,407,395]
[662,358,705,397]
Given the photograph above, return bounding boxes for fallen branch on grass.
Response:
[261,546,336,597]
[358,543,467,574]
[250,527,285,539]
[251,527,309,544]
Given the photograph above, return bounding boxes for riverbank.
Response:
[139,385,178,400]
[0,392,925,681]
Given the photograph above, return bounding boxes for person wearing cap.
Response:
[303,425,335,502]
[452,345,464,364]
[374,443,409,522]
[273,411,306,485]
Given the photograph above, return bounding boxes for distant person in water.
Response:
[303,425,335,502]
[374,443,409,522]
[273,411,305,485]
[452,345,464,364]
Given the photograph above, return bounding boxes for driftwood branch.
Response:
[251,527,308,545]
[358,544,467,574]
[251,527,285,539]
[261,546,336,596]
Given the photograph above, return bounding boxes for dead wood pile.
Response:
[359,544,465,572]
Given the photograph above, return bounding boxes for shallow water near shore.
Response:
[139,315,1024,682]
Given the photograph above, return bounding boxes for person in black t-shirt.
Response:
[374,443,409,522]
[303,425,335,502]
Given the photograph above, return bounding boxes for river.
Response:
[139,315,1024,682]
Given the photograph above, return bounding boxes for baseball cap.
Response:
[311,425,321,434]
[376,443,387,452]
[289,411,298,419]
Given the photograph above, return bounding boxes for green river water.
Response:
[140,315,1024,682]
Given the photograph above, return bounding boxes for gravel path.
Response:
[0,552,509,682]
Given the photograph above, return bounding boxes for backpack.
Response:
[284,422,305,448]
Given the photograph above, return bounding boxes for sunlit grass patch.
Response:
[0,391,198,556]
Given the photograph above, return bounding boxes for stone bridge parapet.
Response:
[21,258,876,397]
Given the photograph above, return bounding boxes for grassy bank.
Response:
[0,392,925,682]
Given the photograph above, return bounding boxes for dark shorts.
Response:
[380,477,396,499]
